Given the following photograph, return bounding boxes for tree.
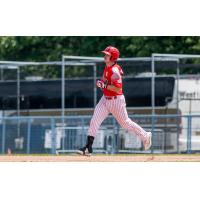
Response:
[0,36,200,79]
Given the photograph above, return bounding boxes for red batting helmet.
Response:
[102,46,120,62]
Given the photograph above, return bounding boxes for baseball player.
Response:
[77,46,152,156]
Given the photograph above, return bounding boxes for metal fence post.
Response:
[151,54,155,154]
[26,118,31,154]
[176,115,180,154]
[61,56,65,128]
[187,116,189,153]
[113,118,118,154]
[151,114,155,154]
[51,118,56,154]
[187,116,192,154]
[176,60,180,154]
[81,118,85,146]
[1,119,5,154]
[189,115,192,153]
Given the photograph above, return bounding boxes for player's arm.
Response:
[96,67,122,92]
[107,67,122,92]
[102,75,106,82]
[96,81,120,92]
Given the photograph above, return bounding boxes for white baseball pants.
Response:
[88,95,148,141]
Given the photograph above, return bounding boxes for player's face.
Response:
[104,54,111,63]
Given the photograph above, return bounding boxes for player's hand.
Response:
[96,79,107,89]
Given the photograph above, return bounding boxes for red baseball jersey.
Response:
[102,63,124,96]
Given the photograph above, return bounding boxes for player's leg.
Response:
[111,95,152,150]
[77,96,109,155]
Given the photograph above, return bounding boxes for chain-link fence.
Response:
[0,114,198,154]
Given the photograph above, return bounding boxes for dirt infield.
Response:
[0,154,200,162]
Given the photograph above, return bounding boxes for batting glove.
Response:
[96,79,107,89]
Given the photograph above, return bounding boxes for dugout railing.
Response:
[0,114,198,155]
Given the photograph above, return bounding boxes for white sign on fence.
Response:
[44,129,63,149]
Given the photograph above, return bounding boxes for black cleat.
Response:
[87,145,93,155]
[77,147,87,155]
[77,136,94,157]
[77,147,92,156]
